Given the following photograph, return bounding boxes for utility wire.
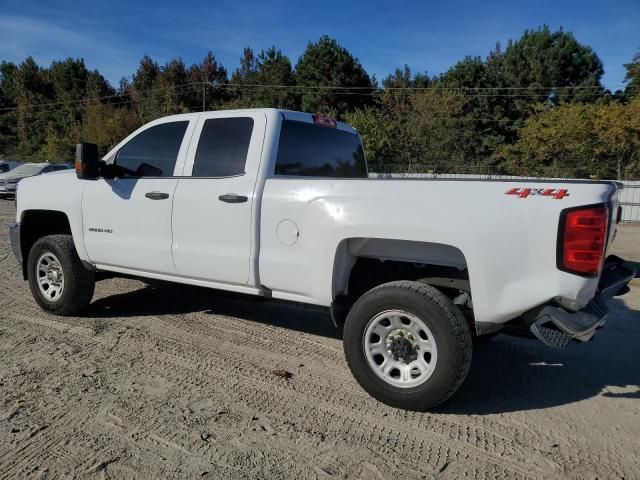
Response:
[1,81,636,113]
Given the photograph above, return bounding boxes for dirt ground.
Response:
[0,200,638,480]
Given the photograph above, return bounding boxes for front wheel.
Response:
[343,281,472,411]
[27,234,95,316]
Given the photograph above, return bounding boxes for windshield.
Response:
[8,164,45,176]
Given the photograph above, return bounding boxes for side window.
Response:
[116,121,189,177]
[275,120,367,178]
[192,117,254,177]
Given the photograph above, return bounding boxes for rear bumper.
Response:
[530,256,636,348]
[9,222,21,265]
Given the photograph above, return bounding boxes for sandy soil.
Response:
[0,200,638,479]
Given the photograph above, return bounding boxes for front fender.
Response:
[16,172,89,263]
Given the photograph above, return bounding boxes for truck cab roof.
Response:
[148,108,357,134]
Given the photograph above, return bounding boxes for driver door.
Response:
[82,117,195,274]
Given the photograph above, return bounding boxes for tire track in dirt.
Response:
[111,335,547,478]
[139,312,561,467]
[0,271,578,478]
[2,305,526,478]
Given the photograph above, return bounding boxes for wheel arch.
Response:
[19,209,73,279]
[330,237,472,325]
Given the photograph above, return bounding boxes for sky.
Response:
[0,0,638,91]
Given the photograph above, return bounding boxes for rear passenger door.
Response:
[171,111,266,285]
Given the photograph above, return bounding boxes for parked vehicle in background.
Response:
[8,109,637,410]
[0,160,22,174]
[0,163,72,198]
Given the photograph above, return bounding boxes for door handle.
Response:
[145,191,170,200]
[218,193,248,203]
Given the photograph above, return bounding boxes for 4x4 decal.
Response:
[505,187,569,200]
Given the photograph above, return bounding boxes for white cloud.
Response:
[0,14,137,85]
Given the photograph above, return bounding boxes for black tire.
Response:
[27,234,95,316]
[343,281,472,411]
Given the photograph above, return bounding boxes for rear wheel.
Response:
[27,234,95,315]
[343,281,472,410]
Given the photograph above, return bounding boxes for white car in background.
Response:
[0,162,72,198]
[0,160,22,174]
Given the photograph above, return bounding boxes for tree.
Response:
[228,47,297,109]
[438,47,515,164]
[254,47,297,108]
[344,107,394,166]
[623,50,640,99]
[347,88,468,172]
[42,58,113,160]
[294,36,373,116]
[128,55,162,121]
[228,47,259,107]
[592,98,640,179]
[503,26,605,108]
[382,65,430,89]
[0,61,19,155]
[499,104,598,177]
[349,66,432,167]
[187,51,228,110]
[81,99,141,156]
[499,100,640,179]
[127,55,190,121]
[13,57,50,157]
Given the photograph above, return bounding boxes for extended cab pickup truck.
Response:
[9,109,636,410]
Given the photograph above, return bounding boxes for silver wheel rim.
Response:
[36,251,65,302]
[363,309,438,388]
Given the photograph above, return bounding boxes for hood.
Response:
[47,168,74,176]
[3,167,71,182]
[4,173,35,182]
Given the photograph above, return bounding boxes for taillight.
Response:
[558,205,608,277]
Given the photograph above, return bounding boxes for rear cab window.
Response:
[191,117,254,177]
[275,119,366,178]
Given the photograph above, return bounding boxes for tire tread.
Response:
[344,280,472,410]
[27,234,95,316]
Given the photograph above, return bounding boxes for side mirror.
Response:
[75,143,100,180]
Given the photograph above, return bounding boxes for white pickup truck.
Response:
[9,109,636,410]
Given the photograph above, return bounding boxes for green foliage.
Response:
[127,56,190,122]
[624,50,640,99]
[502,26,604,108]
[294,35,373,115]
[499,99,640,179]
[0,28,637,180]
[0,61,19,154]
[81,100,141,157]
[348,76,469,172]
[438,45,516,164]
[228,47,297,109]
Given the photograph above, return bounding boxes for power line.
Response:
[1,81,636,114]
[0,81,203,113]
[1,85,204,130]
[222,82,625,91]
[1,84,203,122]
